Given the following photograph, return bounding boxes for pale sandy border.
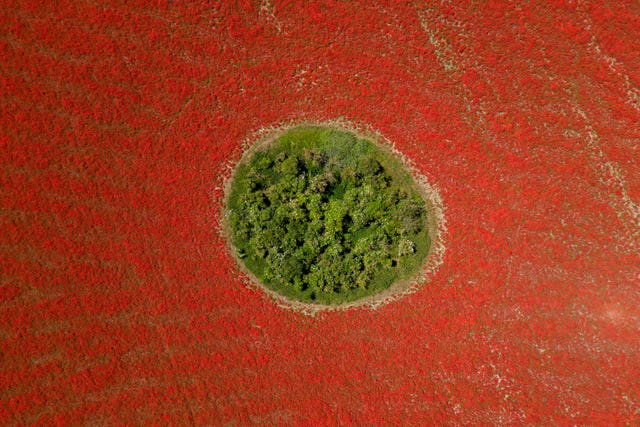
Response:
[219,119,447,315]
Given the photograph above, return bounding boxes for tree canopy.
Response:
[226,126,431,304]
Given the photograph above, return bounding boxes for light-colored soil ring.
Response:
[220,119,447,315]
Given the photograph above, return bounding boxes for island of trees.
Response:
[226,125,431,305]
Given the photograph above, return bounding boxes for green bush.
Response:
[226,126,431,304]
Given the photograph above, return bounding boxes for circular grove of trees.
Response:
[225,125,432,305]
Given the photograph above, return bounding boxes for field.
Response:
[2,0,639,425]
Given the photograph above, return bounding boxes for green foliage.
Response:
[227,126,431,304]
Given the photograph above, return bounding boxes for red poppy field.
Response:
[2,1,639,425]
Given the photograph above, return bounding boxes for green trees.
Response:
[226,126,431,304]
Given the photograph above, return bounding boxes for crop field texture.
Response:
[1,1,639,425]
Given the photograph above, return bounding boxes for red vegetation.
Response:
[2,1,639,424]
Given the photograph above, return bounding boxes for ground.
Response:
[1,1,639,425]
